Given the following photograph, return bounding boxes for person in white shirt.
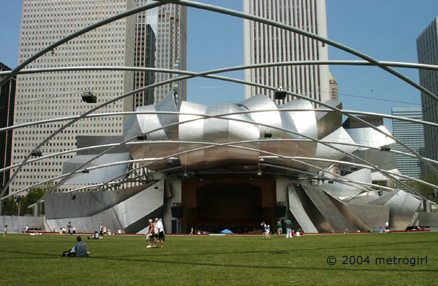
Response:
[153,218,165,248]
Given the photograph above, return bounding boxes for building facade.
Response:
[417,17,438,173]
[134,1,187,106]
[392,107,424,179]
[133,21,156,108]
[243,0,330,105]
[329,72,338,101]
[10,0,137,194]
[0,62,16,188]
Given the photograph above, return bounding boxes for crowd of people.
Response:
[261,221,303,238]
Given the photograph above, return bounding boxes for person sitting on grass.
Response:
[71,236,90,257]
[88,231,101,239]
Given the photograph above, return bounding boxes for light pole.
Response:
[15,196,21,216]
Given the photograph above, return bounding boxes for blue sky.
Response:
[1,0,437,129]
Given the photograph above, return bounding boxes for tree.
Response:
[2,197,18,216]
[405,172,438,203]
[21,188,46,215]
[1,185,47,216]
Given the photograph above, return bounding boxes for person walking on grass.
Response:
[4,225,7,236]
[261,222,267,238]
[277,221,283,238]
[153,218,165,248]
[286,221,292,238]
[146,219,155,248]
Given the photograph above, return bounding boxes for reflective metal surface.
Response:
[368,190,421,230]
[315,100,343,139]
[44,181,164,233]
[62,153,130,184]
[55,93,422,232]
[287,184,319,233]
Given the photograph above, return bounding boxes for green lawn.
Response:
[0,232,437,285]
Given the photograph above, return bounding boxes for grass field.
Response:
[0,232,437,285]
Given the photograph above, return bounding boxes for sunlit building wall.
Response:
[10,0,136,194]
[243,0,330,105]
[391,107,424,178]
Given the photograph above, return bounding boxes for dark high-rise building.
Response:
[0,62,16,190]
[417,17,438,174]
[133,23,156,108]
[135,1,187,106]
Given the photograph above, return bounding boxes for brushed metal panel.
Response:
[383,190,421,230]
[324,191,368,232]
[44,184,154,219]
[419,213,438,227]
[45,182,164,233]
[367,190,398,206]
[76,136,127,155]
[321,169,373,201]
[345,125,396,151]
[293,184,334,232]
[281,99,317,139]
[155,93,179,140]
[124,113,141,142]
[316,100,343,139]
[179,101,208,168]
[370,168,403,181]
[62,153,130,184]
[189,102,260,170]
[137,104,169,141]
[315,127,358,160]
[346,203,390,232]
[302,185,355,232]
[287,184,319,233]
[346,190,381,204]
[238,94,284,138]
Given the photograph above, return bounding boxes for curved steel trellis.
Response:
[33,105,428,201]
[2,69,435,199]
[2,67,434,200]
[0,1,436,203]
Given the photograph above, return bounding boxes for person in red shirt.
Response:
[146,219,155,248]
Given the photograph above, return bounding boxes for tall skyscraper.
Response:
[329,72,338,101]
[243,0,330,105]
[133,21,156,108]
[0,62,16,188]
[417,17,438,173]
[10,0,137,194]
[134,1,187,106]
[154,3,187,105]
[392,107,424,179]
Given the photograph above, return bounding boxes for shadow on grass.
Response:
[0,250,66,259]
[104,239,435,258]
[84,255,436,273]
[0,248,434,273]
[0,238,435,274]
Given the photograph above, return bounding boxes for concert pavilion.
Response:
[43,93,421,234]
